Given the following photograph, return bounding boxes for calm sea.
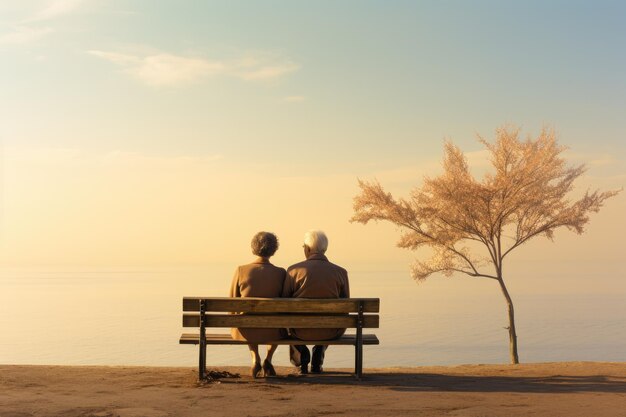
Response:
[1,263,624,368]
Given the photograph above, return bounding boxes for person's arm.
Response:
[340,270,350,298]
[229,267,241,298]
[281,269,294,297]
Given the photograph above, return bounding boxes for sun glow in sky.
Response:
[1,1,625,278]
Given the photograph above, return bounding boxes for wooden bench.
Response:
[180,297,380,379]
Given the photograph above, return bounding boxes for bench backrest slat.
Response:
[183,297,379,313]
[182,313,379,329]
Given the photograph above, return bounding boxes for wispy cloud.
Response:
[88,51,226,86]
[565,151,618,167]
[101,150,224,167]
[88,49,300,86]
[1,0,84,45]
[236,59,299,81]
[0,26,53,45]
[23,0,84,23]
[5,146,224,167]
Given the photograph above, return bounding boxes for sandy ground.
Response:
[1,362,625,417]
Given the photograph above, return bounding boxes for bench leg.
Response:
[354,344,358,378]
[355,342,363,379]
[198,342,206,380]
[199,301,207,380]
[355,300,364,380]
[354,339,363,379]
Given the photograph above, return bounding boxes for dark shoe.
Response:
[290,345,310,374]
[297,346,310,368]
[299,346,311,365]
[310,365,323,374]
[251,362,262,378]
[311,345,326,372]
[262,360,276,377]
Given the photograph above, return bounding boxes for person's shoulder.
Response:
[236,263,258,275]
[328,261,348,275]
[269,263,287,274]
[287,259,308,272]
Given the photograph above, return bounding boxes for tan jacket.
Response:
[229,259,287,342]
[282,253,350,340]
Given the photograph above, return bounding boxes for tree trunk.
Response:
[497,277,519,364]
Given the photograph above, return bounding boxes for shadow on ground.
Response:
[219,370,626,394]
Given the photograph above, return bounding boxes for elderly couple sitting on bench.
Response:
[229,230,350,378]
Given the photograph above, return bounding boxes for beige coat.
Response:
[282,253,350,340]
[229,260,287,343]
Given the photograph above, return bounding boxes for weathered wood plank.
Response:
[179,333,380,345]
[182,313,379,328]
[182,297,380,313]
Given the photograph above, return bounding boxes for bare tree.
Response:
[351,125,620,364]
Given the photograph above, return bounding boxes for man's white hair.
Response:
[303,230,328,253]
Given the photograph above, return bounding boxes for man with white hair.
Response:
[282,230,350,374]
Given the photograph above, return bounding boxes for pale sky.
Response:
[1,1,624,273]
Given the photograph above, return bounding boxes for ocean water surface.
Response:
[1,263,624,368]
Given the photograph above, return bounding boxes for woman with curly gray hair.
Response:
[229,231,286,377]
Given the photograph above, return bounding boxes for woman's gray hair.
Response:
[251,231,279,258]
[303,230,328,253]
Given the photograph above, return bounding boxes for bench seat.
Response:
[180,333,380,345]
